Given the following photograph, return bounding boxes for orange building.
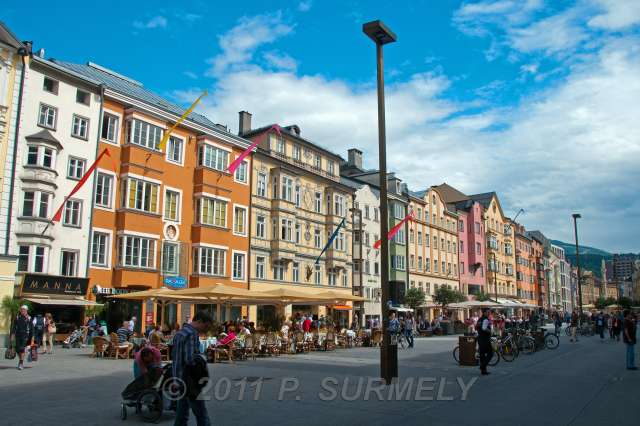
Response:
[514,223,536,306]
[54,61,252,332]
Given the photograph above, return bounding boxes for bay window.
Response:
[199,197,227,227]
[128,119,162,150]
[198,143,229,171]
[124,177,160,213]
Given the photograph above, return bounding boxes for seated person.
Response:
[149,325,166,344]
[237,324,251,337]
[116,321,133,347]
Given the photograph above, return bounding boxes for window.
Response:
[198,143,230,171]
[374,208,379,222]
[76,89,90,105]
[410,230,414,244]
[334,232,345,251]
[417,208,422,220]
[199,197,227,227]
[193,246,225,276]
[280,218,293,241]
[459,220,464,231]
[162,242,179,275]
[460,241,464,253]
[256,256,265,279]
[233,206,247,235]
[425,234,430,247]
[434,260,439,273]
[314,192,322,213]
[442,261,446,274]
[95,172,113,208]
[476,242,482,254]
[292,145,301,161]
[71,115,89,139]
[295,223,301,244]
[125,177,160,213]
[273,262,285,280]
[167,136,183,164]
[433,236,438,249]
[18,246,30,272]
[314,228,322,248]
[276,136,285,154]
[18,246,47,273]
[91,232,110,267]
[22,191,49,218]
[334,195,345,216]
[63,199,82,227]
[342,272,348,287]
[26,145,55,168]
[164,190,180,222]
[364,205,370,219]
[328,161,335,176]
[281,176,293,201]
[231,159,247,183]
[58,250,78,276]
[314,264,321,284]
[118,235,156,269]
[43,77,58,94]
[447,240,451,252]
[232,252,245,280]
[129,119,163,150]
[417,231,422,245]
[393,228,405,245]
[295,185,301,207]
[475,222,481,233]
[374,262,379,275]
[425,258,431,272]
[292,262,300,282]
[257,173,267,197]
[410,255,415,269]
[394,203,404,219]
[391,255,405,271]
[67,157,85,179]
[38,103,57,129]
[256,215,266,238]
[314,154,321,170]
[101,112,119,143]
[27,146,39,165]
[328,271,336,286]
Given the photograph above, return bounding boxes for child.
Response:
[133,346,162,380]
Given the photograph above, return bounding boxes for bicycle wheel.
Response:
[137,390,163,423]
[500,341,516,362]
[486,349,500,366]
[565,326,572,336]
[518,337,535,355]
[544,333,559,350]
[453,346,460,363]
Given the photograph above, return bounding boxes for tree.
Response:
[604,297,617,307]
[404,287,425,310]
[618,297,632,309]
[84,305,105,319]
[433,287,465,308]
[1,296,31,343]
[475,292,492,302]
[595,297,607,310]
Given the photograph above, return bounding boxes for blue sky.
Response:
[3,0,640,252]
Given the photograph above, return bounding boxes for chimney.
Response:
[238,111,252,136]
[347,148,363,169]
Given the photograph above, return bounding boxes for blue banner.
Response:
[164,276,187,289]
[315,217,346,265]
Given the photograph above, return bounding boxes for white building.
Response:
[4,54,101,281]
[344,178,381,326]
[550,244,572,312]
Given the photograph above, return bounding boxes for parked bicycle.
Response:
[453,341,500,366]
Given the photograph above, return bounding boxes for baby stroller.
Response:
[120,363,175,422]
[62,328,83,348]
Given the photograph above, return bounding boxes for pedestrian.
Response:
[570,310,579,343]
[607,314,614,340]
[128,316,137,334]
[11,305,34,370]
[623,310,637,370]
[32,313,45,350]
[43,313,56,354]
[476,308,493,375]
[554,312,562,335]
[405,314,415,348]
[172,310,213,426]
[595,311,605,341]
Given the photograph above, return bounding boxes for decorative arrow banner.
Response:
[227,124,281,174]
[158,91,208,152]
[51,148,114,223]
[315,217,346,265]
[373,212,415,250]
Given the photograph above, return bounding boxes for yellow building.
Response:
[408,187,460,315]
[469,193,517,299]
[0,23,24,344]
[239,113,355,328]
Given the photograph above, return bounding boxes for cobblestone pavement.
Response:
[0,331,637,426]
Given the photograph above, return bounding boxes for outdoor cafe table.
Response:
[200,337,217,353]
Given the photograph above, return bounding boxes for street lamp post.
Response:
[363,20,397,385]
[572,214,583,316]
[491,252,498,302]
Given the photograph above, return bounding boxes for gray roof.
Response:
[25,129,63,150]
[243,124,344,160]
[52,61,246,146]
[341,177,380,197]
[0,21,23,50]
[468,191,496,209]
[409,189,427,198]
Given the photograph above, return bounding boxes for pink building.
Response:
[434,184,487,297]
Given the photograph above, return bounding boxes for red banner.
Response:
[227,124,281,174]
[373,212,415,250]
[51,148,113,222]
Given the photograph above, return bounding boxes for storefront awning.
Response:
[25,297,103,307]
[331,305,353,311]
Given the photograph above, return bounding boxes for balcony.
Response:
[15,217,54,241]
[270,198,297,214]
[271,151,340,182]
[270,239,296,262]
[20,167,58,189]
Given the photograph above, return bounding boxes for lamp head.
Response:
[363,20,397,45]
[572,213,581,219]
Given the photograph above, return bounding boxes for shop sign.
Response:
[21,274,89,296]
[163,276,187,289]
[92,285,134,295]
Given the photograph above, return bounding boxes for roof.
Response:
[467,191,496,209]
[25,129,63,150]
[242,123,344,160]
[52,61,248,147]
[341,177,380,197]
[433,183,469,204]
[0,21,23,50]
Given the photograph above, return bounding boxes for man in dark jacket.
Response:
[623,310,637,370]
[11,305,34,370]
[477,308,493,375]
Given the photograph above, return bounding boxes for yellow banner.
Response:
[158,91,208,151]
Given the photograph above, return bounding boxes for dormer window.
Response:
[276,135,285,154]
[293,145,301,161]
[314,154,321,170]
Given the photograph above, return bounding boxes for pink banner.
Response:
[227,124,281,174]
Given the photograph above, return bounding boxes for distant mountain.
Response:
[550,240,612,278]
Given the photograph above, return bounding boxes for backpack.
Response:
[34,316,45,332]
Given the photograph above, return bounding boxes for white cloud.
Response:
[588,0,640,30]
[185,10,640,251]
[263,51,298,71]
[133,16,168,30]
[298,1,313,12]
[207,12,294,77]
[183,71,198,79]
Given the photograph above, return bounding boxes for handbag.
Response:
[48,323,57,334]
[4,347,16,360]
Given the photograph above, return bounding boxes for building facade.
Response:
[514,224,537,306]
[243,116,354,328]
[55,61,253,331]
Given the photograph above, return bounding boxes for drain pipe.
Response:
[5,44,30,255]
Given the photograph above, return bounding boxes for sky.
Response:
[3,0,640,253]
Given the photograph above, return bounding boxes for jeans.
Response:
[626,344,636,369]
[570,326,577,342]
[405,330,414,348]
[478,340,492,372]
[174,398,210,426]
